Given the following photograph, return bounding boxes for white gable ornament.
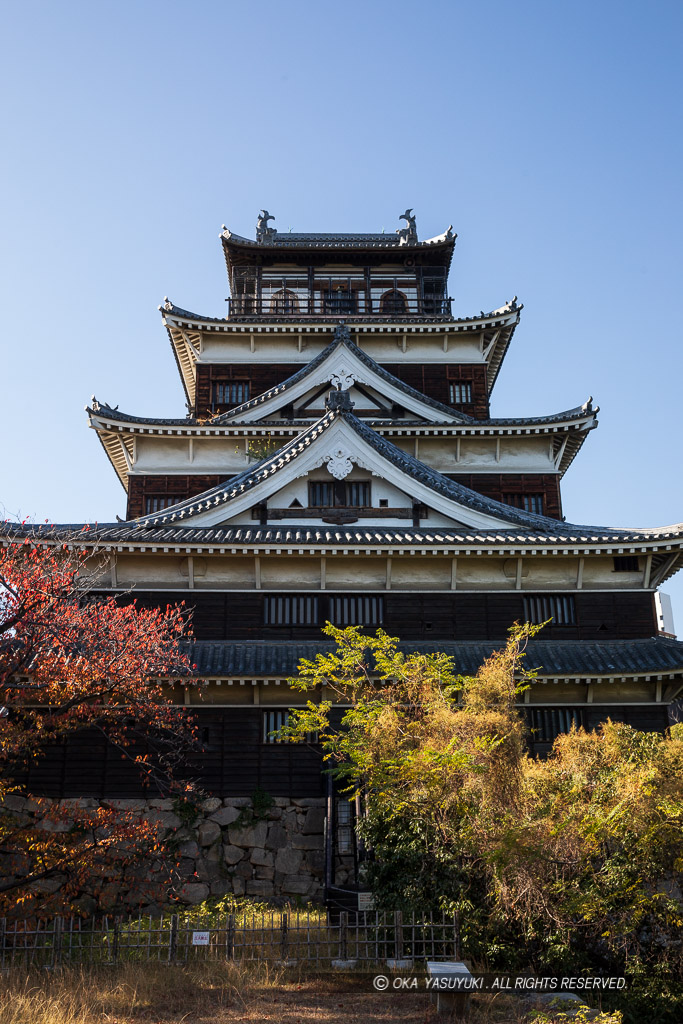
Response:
[328,364,356,391]
[324,447,355,480]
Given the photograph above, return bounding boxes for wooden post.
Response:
[339,911,348,961]
[169,914,178,963]
[453,910,461,960]
[394,910,403,961]
[0,919,5,970]
[280,912,288,960]
[226,914,235,960]
[112,919,119,964]
[53,916,63,968]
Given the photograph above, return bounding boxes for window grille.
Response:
[523,595,576,625]
[613,556,640,572]
[380,289,408,313]
[449,382,473,405]
[323,287,357,314]
[528,707,585,743]
[504,493,544,515]
[263,596,320,626]
[309,481,370,507]
[337,798,354,854]
[211,381,250,406]
[144,496,181,514]
[262,709,318,744]
[329,595,384,626]
[270,288,299,314]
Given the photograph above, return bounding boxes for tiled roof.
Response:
[128,404,623,534]
[187,637,683,679]
[221,229,455,250]
[7,519,683,547]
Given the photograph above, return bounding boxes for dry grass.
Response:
[0,962,550,1023]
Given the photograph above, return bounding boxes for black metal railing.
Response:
[227,296,452,317]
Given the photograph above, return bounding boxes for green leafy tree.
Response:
[284,623,683,1021]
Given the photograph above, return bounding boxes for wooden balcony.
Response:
[227,295,452,318]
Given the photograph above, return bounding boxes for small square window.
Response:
[378,498,389,508]
[613,556,639,572]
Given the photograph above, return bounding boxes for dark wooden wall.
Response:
[525,704,670,757]
[194,362,489,418]
[22,702,670,800]
[119,590,658,642]
[447,474,563,519]
[127,476,233,520]
[383,363,489,418]
[23,708,324,801]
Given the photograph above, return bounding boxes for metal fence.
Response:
[0,909,459,969]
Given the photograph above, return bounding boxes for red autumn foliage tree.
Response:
[0,530,198,917]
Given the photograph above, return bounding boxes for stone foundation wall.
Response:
[1,794,331,909]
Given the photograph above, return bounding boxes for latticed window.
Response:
[262,710,318,744]
[613,556,640,572]
[144,496,180,514]
[523,595,576,625]
[270,289,299,314]
[504,493,544,515]
[380,289,408,313]
[527,707,585,743]
[308,481,370,507]
[329,595,384,626]
[449,382,473,405]
[263,596,319,626]
[211,381,250,406]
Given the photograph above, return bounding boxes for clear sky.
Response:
[1,1,682,622]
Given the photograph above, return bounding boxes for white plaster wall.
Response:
[260,557,321,589]
[390,557,452,590]
[326,557,387,589]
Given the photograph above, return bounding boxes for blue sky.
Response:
[1,0,682,622]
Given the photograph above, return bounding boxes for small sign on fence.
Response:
[192,931,210,946]
[357,892,375,911]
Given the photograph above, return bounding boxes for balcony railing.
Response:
[227,295,452,317]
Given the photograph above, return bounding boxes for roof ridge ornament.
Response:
[325,389,355,412]
[396,208,417,245]
[333,322,354,346]
[256,210,277,244]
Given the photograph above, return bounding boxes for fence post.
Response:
[168,914,178,963]
[394,910,403,961]
[0,919,5,971]
[111,919,119,964]
[338,911,348,961]
[280,911,288,961]
[226,914,234,960]
[453,910,460,960]
[52,917,63,968]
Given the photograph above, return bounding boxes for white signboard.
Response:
[358,892,376,911]
[192,931,210,946]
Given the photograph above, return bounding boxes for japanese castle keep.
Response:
[13,210,683,903]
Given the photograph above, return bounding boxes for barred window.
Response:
[263,596,319,626]
[262,709,318,744]
[309,481,370,507]
[613,556,640,572]
[504,493,544,515]
[528,707,585,743]
[144,496,180,514]
[211,381,250,406]
[337,798,354,854]
[329,595,384,626]
[523,595,576,625]
[449,382,472,405]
